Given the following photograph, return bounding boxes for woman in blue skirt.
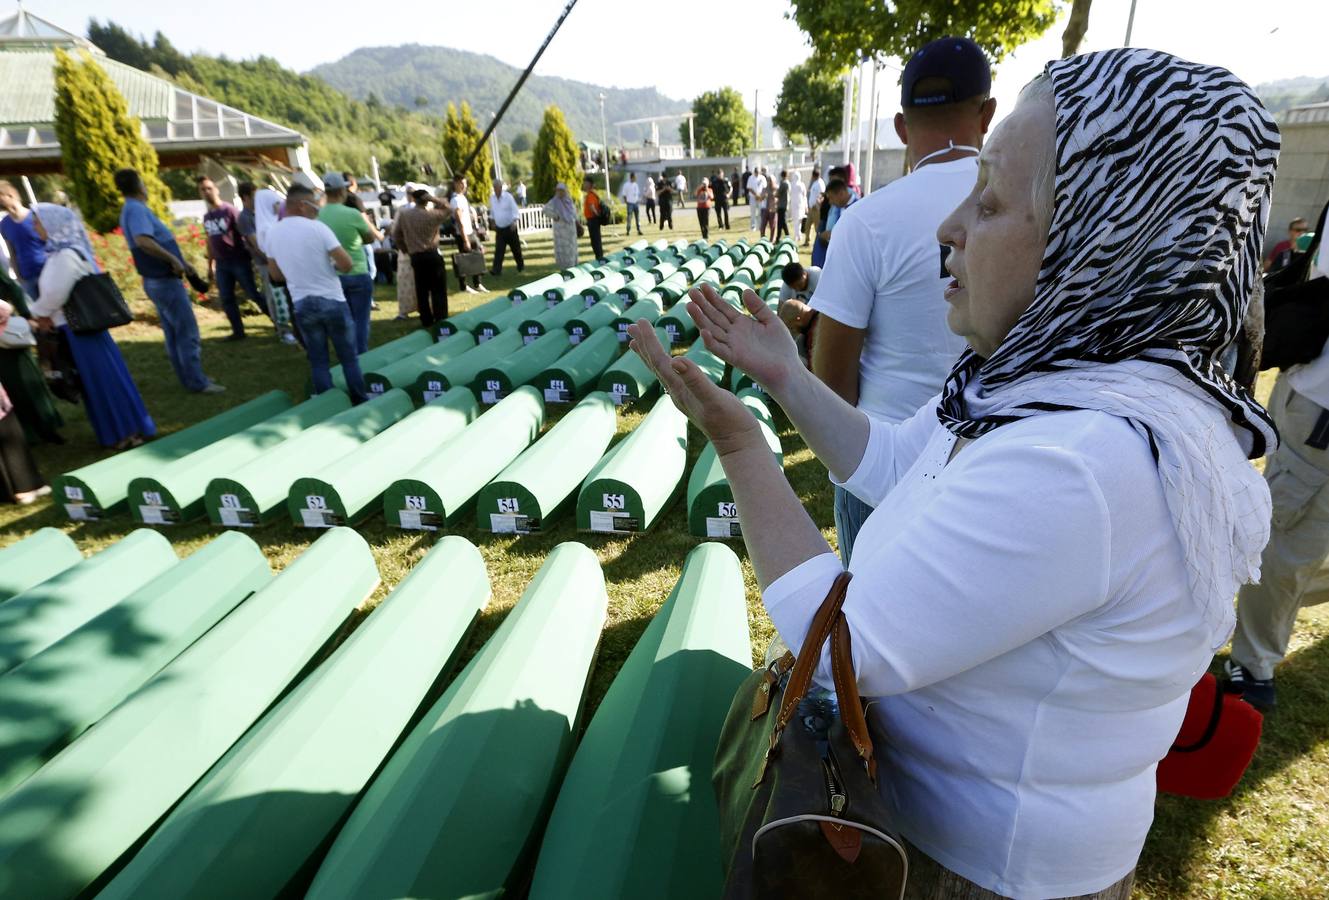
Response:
[30,207,155,449]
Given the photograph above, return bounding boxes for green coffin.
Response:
[128,391,350,525]
[615,274,656,305]
[612,294,664,344]
[0,529,80,602]
[98,536,488,900]
[0,532,269,795]
[204,392,413,526]
[475,296,544,341]
[704,255,737,281]
[518,295,584,344]
[53,390,291,519]
[576,395,688,534]
[0,529,178,675]
[476,392,617,533]
[682,338,726,385]
[730,365,777,399]
[658,304,700,345]
[533,329,620,405]
[565,298,625,345]
[320,331,432,398]
[687,391,782,539]
[384,386,544,530]
[544,271,593,306]
[529,542,752,900]
[581,271,625,303]
[596,326,669,406]
[0,528,377,900]
[475,330,572,405]
[656,271,691,305]
[363,331,476,398]
[508,273,565,302]
[647,261,677,284]
[287,387,478,527]
[412,330,523,401]
[305,541,607,900]
[437,295,511,338]
[679,257,707,282]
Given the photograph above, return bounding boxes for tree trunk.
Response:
[1061,0,1094,57]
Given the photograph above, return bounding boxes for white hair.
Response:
[1019,74,1057,233]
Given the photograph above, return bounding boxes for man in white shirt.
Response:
[642,174,657,224]
[746,168,766,231]
[264,182,366,403]
[449,176,484,294]
[487,181,523,276]
[622,173,642,236]
[803,168,824,246]
[674,171,687,208]
[809,36,996,562]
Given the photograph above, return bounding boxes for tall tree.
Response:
[532,105,581,205]
[52,49,171,233]
[683,88,749,157]
[773,61,844,157]
[441,101,493,201]
[788,0,1059,68]
[1060,0,1094,57]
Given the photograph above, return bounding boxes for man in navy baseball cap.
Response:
[901,36,993,108]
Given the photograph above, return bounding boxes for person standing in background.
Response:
[377,184,395,217]
[731,169,742,208]
[642,174,657,225]
[656,176,674,231]
[695,177,714,240]
[318,172,379,355]
[0,183,47,300]
[544,183,579,269]
[266,182,366,403]
[746,167,765,231]
[582,177,605,262]
[197,176,263,342]
[776,170,791,240]
[0,303,48,505]
[515,180,528,207]
[788,170,807,240]
[236,181,298,344]
[391,187,454,331]
[116,168,223,394]
[488,180,524,276]
[342,172,379,291]
[712,168,730,230]
[622,173,643,236]
[674,170,688,208]
[449,176,485,294]
[803,168,824,246]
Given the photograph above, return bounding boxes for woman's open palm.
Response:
[684,284,800,391]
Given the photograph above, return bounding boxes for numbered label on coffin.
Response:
[300,495,343,529]
[481,379,504,405]
[422,379,446,403]
[217,493,258,528]
[65,502,100,522]
[398,495,442,531]
[490,512,537,534]
[523,327,540,345]
[609,383,629,406]
[138,489,181,525]
[615,323,631,343]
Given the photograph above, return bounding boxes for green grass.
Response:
[2,207,1327,898]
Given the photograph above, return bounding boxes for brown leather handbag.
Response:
[712,571,907,899]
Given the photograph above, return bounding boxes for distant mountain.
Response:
[311,45,692,146]
[1255,74,1329,115]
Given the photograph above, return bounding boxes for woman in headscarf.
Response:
[844,161,861,198]
[0,299,48,504]
[29,205,154,449]
[0,264,62,444]
[543,183,579,269]
[629,48,1278,898]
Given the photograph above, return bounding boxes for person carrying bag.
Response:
[713,571,907,899]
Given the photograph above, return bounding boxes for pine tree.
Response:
[441,101,493,201]
[532,105,581,207]
[52,48,171,233]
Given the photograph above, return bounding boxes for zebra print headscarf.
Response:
[937,48,1280,646]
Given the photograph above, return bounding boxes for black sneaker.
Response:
[1223,659,1276,711]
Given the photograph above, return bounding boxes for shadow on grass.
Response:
[1137,634,1329,894]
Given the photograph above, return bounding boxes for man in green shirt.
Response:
[319,172,382,353]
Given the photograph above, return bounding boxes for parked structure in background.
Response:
[1271,101,1329,231]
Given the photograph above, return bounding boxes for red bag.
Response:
[1156,673,1262,800]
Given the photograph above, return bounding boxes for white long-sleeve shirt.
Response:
[487,192,521,229]
[623,182,641,204]
[763,401,1215,898]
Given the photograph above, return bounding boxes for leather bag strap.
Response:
[774,571,853,731]
[831,614,877,781]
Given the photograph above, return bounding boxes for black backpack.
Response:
[1261,199,1329,371]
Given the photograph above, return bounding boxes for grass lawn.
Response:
[2,205,1326,898]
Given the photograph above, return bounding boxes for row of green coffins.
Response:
[0,527,751,899]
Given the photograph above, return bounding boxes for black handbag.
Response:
[1261,199,1329,371]
[63,272,133,334]
[712,571,908,899]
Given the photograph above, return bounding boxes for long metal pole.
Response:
[461,0,580,173]
[841,72,852,164]
[864,60,879,194]
[599,92,611,201]
[1124,0,1139,44]
[852,61,865,175]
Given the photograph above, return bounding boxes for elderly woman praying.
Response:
[629,48,1279,899]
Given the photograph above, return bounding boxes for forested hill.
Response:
[1256,74,1329,114]
[87,19,441,181]
[311,45,690,145]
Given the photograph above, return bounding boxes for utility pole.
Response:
[841,71,852,164]
[1124,0,1139,44]
[688,115,695,159]
[753,89,760,153]
[864,59,879,194]
[598,92,611,202]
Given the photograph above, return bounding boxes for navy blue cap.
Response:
[901,37,992,107]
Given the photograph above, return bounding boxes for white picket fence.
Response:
[518,205,551,233]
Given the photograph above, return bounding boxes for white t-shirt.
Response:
[747,173,766,200]
[265,216,345,303]
[809,157,975,423]
[623,181,641,204]
[643,178,656,200]
[806,176,825,211]
[451,194,473,237]
[253,187,284,255]
[674,174,686,192]
[488,192,520,229]
[764,402,1214,898]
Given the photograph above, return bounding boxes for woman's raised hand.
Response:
[626,320,765,458]
[685,284,801,392]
